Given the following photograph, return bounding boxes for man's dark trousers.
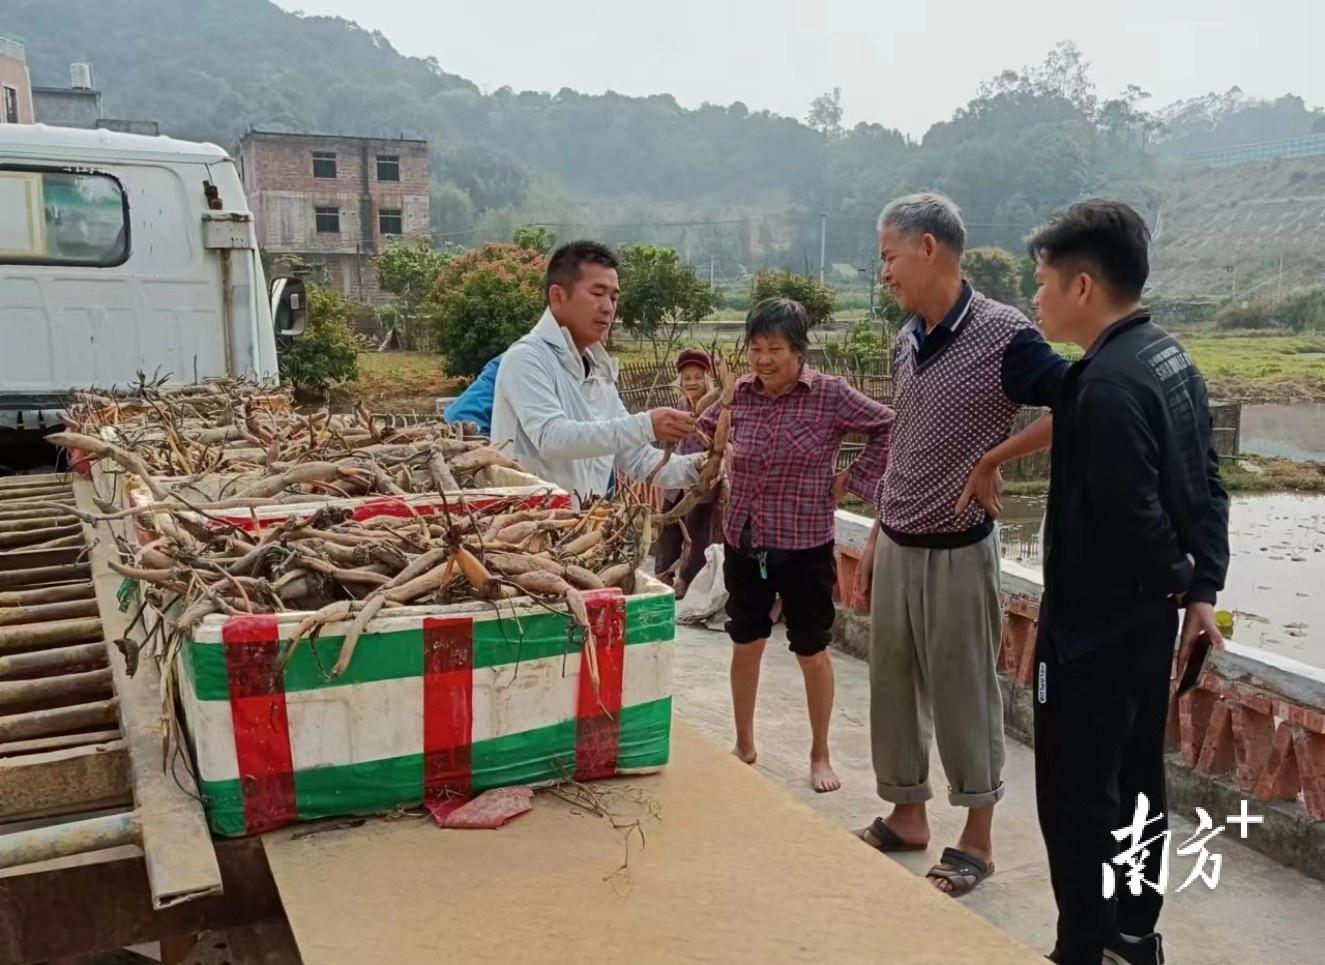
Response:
[1034,608,1178,964]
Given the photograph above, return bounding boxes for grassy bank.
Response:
[1181,333,1325,403]
[354,351,464,412]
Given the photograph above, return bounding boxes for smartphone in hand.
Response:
[1176,632,1214,697]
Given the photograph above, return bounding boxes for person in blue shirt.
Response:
[443,353,502,436]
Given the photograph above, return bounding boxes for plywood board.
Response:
[75,480,223,909]
[264,722,1040,965]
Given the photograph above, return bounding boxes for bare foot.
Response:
[732,744,757,765]
[810,757,841,793]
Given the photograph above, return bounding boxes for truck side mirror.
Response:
[271,276,307,337]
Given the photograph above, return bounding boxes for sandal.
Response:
[926,846,994,897]
[855,816,928,853]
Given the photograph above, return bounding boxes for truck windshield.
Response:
[0,168,129,266]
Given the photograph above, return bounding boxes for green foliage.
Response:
[751,272,837,328]
[279,285,360,394]
[377,238,452,305]
[376,239,453,350]
[806,88,844,138]
[513,225,557,255]
[962,247,1024,305]
[1217,287,1325,333]
[1019,257,1039,301]
[717,286,752,312]
[1214,301,1279,331]
[874,286,905,330]
[431,244,547,377]
[831,318,887,363]
[616,245,719,343]
[430,183,475,244]
[1275,287,1325,333]
[435,144,529,211]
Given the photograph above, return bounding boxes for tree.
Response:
[279,284,360,397]
[827,318,885,365]
[1019,256,1039,302]
[751,272,836,329]
[962,247,1023,305]
[376,239,453,349]
[806,87,844,139]
[616,244,719,366]
[435,144,530,211]
[431,243,546,377]
[513,225,557,255]
[430,183,475,244]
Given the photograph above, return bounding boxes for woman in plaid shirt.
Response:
[699,298,895,792]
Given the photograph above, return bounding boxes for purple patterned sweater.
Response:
[875,292,1034,546]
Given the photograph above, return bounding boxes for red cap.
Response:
[675,348,713,373]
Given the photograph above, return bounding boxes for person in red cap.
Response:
[654,347,722,598]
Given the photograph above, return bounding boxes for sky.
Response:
[279,0,1324,138]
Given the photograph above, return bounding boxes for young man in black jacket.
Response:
[973,201,1230,965]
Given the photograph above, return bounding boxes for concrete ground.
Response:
[672,623,1325,965]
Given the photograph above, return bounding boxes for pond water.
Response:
[1241,403,1325,462]
[998,492,1325,671]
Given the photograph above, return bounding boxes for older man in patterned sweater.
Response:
[851,192,1065,897]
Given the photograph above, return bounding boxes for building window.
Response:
[312,151,337,179]
[378,209,403,235]
[376,155,400,181]
[3,86,17,124]
[315,206,340,233]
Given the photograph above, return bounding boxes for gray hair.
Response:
[877,192,967,254]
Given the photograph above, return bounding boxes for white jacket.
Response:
[491,309,701,505]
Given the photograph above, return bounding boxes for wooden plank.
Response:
[0,697,119,741]
[0,597,101,627]
[0,741,130,822]
[0,583,96,607]
[0,729,121,756]
[0,501,76,522]
[0,515,79,534]
[0,837,281,963]
[0,616,103,654]
[0,666,114,711]
[0,524,83,550]
[0,641,108,680]
[0,486,76,504]
[265,723,1042,965]
[0,548,84,574]
[0,812,137,871]
[74,479,223,910]
[0,563,91,588]
[0,473,68,489]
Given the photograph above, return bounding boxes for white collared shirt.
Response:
[491,309,701,505]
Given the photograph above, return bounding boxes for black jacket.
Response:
[1040,312,1230,661]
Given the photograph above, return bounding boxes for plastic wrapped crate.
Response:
[177,577,675,836]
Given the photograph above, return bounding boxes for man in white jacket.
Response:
[492,241,702,505]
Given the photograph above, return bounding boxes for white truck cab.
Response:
[0,124,304,433]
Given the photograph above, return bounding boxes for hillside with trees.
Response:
[10,0,1324,278]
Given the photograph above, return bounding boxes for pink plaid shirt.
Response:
[699,367,894,550]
